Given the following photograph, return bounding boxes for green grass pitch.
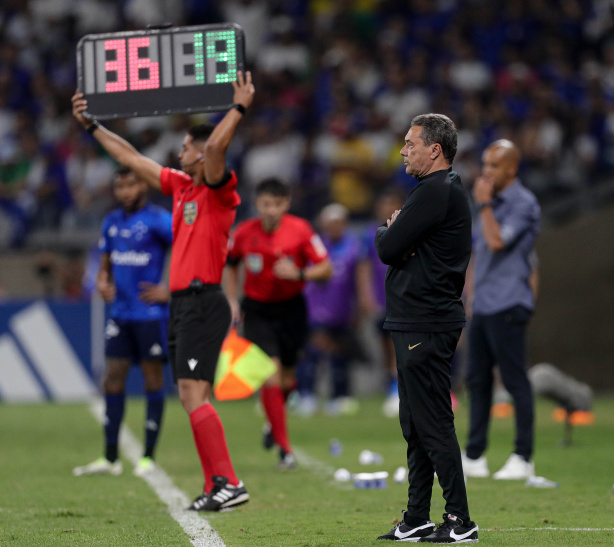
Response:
[1,395,613,546]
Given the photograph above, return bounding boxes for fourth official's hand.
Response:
[232,71,255,110]
[273,257,301,280]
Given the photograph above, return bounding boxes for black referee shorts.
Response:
[168,284,231,383]
[241,295,307,368]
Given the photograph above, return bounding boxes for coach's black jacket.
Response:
[374,168,472,331]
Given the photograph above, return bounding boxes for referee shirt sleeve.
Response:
[374,182,446,265]
[226,224,243,265]
[302,229,329,265]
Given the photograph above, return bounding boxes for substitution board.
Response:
[76,23,246,120]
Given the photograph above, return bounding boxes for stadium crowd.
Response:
[1,0,614,251]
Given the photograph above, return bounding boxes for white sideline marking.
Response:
[293,447,614,535]
[89,400,225,547]
[492,527,614,532]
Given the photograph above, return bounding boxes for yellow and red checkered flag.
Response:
[213,328,276,401]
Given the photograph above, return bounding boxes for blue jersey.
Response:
[99,203,173,321]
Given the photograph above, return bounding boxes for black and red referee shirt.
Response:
[227,214,328,303]
[160,167,240,291]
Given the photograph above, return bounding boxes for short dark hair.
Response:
[410,113,457,163]
[188,124,215,143]
[255,177,290,198]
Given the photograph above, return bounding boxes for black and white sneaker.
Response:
[419,513,478,543]
[377,511,436,541]
[187,492,209,511]
[276,448,297,470]
[262,423,275,450]
[197,475,249,511]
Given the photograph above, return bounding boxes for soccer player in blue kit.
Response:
[73,167,173,478]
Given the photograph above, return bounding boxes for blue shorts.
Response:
[105,318,168,363]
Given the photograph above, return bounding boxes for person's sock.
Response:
[330,355,349,399]
[104,393,125,462]
[189,406,214,493]
[261,385,291,454]
[144,389,165,459]
[190,404,239,488]
[296,345,320,395]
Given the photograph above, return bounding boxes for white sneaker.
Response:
[133,457,156,477]
[493,453,535,480]
[461,451,490,478]
[382,394,400,418]
[325,397,359,416]
[73,457,123,476]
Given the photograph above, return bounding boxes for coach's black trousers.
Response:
[391,329,470,522]
[465,305,534,461]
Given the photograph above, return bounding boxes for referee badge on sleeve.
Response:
[183,201,197,225]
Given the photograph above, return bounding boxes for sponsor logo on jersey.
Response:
[246,253,264,274]
[132,220,148,240]
[183,201,197,225]
[110,250,152,266]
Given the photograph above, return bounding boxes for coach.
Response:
[375,114,478,543]
[462,140,541,481]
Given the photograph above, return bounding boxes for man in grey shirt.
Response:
[462,139,541,480]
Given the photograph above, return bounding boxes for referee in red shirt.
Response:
[72,72,255,512]
[224,178,333,469]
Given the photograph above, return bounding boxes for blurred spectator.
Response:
[256,16,309,79]
[20,131,72,230]
[0,140,30,247]
[375,57,431,134]
[241,112,305,205]
[219,0,269,64]
[64,138,115,229]
[0,0,612,251]
[314,106,377,218]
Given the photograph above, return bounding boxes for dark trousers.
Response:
[391,329,469,522]
[465,305,534,461]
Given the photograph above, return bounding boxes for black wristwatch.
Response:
[230,103,246,115]
[86,121,100,134]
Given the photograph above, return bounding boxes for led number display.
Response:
[77,23,245,120]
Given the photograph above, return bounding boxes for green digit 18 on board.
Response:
[77,23,246,120]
